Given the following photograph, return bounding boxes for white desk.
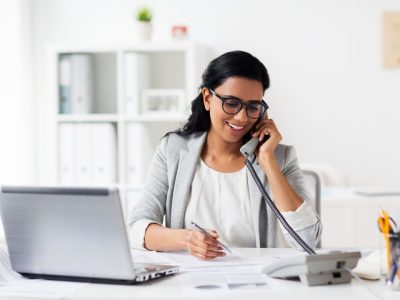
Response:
[321,188,400,248]
[1,248,396,300]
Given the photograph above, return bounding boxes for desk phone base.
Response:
[263,251,361,286]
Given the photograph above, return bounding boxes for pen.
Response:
[190,221,232,254]
[387,261,397,286]
[378,210,393,271]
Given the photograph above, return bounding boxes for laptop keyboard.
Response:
[133,264,162,273]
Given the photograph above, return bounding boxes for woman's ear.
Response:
[202,88,211,111]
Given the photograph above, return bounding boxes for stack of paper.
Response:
[0,246,25,284]
[0,246,85,298]
[179,272,288,296]
[131,249,262,272]
[130,249,290,295]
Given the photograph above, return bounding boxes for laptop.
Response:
[0,186,179,284]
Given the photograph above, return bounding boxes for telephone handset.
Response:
[240,137,361,286]
[240,135,269,159]
[242,111,270,155]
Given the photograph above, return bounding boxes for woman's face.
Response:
[203,77,264,144]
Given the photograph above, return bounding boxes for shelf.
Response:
[57,114,120,123]
[57,113,187,123]
[125,113,187,123]
[50,42,207,201]
[50,41,194,53]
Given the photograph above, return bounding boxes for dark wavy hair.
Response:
[173,50,270,137]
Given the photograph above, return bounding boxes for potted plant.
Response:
[135,7,152,40]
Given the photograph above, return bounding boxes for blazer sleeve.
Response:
[279,145,322,250]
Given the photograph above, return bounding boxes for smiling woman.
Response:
[128,51,321,259]
[203,77,265,149]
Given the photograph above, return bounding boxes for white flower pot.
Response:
[135,21,152,40]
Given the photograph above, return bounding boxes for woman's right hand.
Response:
[186,229,226,259]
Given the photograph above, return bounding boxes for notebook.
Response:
[0,186,178,284]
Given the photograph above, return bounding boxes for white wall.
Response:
[32,0,400,187]
[0,0,34,185]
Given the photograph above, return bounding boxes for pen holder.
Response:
[386,233,400,289]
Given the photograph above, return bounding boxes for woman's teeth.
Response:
[227,122,244,130]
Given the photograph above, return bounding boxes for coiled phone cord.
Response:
[244,158,316,255]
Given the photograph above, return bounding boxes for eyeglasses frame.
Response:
[209,89,269,119]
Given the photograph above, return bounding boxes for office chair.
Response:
[302,169,322,248]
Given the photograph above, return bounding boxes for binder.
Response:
[91,123,117,184]
[75,123,93,184]
[125,53,150,115]
[58,123,76,184]
[59,122,118,185]
[70,54,94,114]
[126,123,152,188]
[59,55,72,114]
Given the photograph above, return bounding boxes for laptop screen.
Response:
[0,186,136,280]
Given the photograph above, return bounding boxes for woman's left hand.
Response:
[251,113,282,158]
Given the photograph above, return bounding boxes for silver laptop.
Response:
[0,186,179,284]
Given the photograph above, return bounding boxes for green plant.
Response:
[136,7,152,22]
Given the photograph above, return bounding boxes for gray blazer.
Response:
[128,131,322,249]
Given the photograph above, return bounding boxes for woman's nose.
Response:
[233,107,248,122]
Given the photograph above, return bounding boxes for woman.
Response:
[128,50,321,259]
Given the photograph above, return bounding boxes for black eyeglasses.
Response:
[209,89,269,119]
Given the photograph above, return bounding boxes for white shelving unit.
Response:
[46,42,209,216]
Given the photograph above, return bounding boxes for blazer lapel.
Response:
[248,162,267,247]
[171,132,207,228]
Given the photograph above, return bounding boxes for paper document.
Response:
[179,272,289,295]
[0,245,85,298]
[131,249,262,272]
[0,246,25,284]
[0,280,86,299]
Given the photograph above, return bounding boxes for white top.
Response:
[130,160,318,250]
[184,160,256,247]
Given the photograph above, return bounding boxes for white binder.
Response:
[59,122,117,185]
[125,53,150,115]
[58,55,72,114]
[126,124,152,188]
[92,123,117,184]
[58,123,76,184]
[75,123,93,184]
[70,54,94,114]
